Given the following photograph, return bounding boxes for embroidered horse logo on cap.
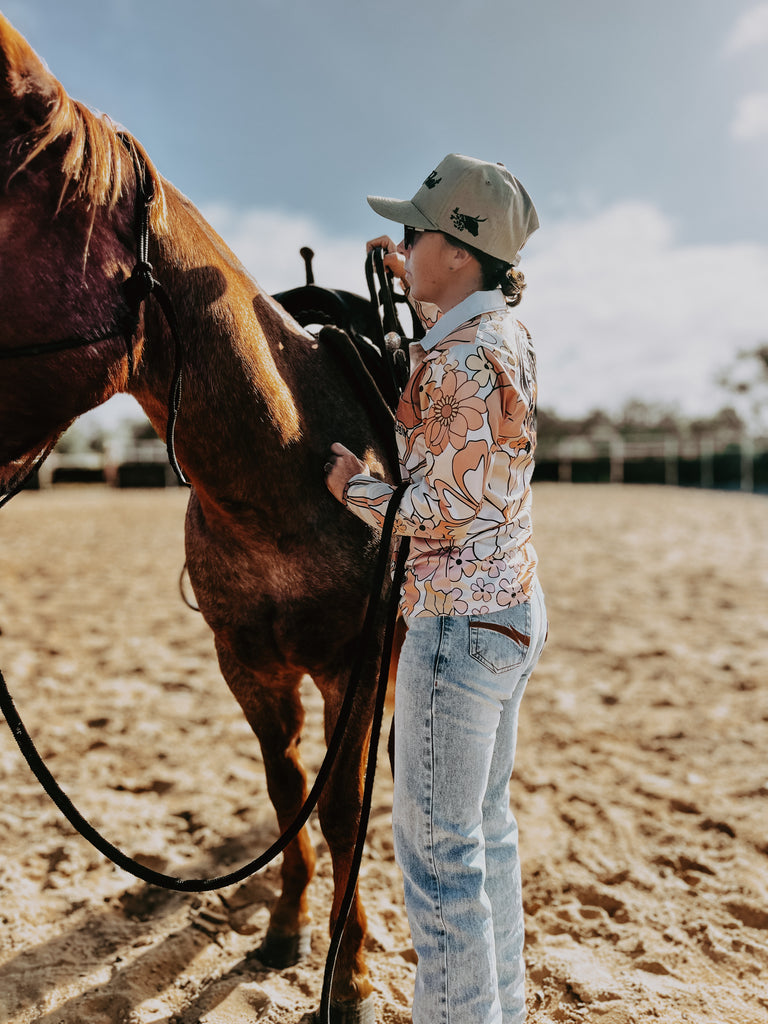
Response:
[423,171,442,189]
[450,208,487,237]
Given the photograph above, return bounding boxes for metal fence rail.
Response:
[535,433,768,492]
[25,433,768,494]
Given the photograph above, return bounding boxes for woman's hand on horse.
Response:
[325,442,370,503]
[366,235,406,282]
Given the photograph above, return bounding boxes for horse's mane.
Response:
[8,79,166,232]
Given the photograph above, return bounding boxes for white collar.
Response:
[420,289,507,351]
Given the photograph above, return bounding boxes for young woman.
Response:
[325,153,547,1024]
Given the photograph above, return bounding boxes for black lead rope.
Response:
[319,522,409,1024]
[1,141,411,1009]
[0,483,407,893]
[0,484,409,1024]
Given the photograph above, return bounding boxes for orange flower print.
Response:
[411,547,445,581]
[434,439,489,528]
[470,576,496,605]
[427,546,477,595]
[475,551,507,579]
[411,297,441,331]
[405,489,454,540]
[496,575,525,607]
[423,581,465,616]
[466,346,496,388]
[442,545,477,583]
[345,485,390,529]
[424,368,486,454]
[398,363,433,430]
[343,306,537,623]
[400,573,420,618]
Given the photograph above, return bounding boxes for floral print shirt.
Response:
[344,288,538,622]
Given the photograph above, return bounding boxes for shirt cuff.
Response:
[342,472,373,508]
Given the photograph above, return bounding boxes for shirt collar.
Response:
[420,289,507,351]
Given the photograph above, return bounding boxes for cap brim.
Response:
[366,195,438,230]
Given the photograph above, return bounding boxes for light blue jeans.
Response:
[393,580,547,1024]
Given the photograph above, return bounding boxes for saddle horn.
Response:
[300,247,315,286]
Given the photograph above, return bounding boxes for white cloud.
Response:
[200,203,370,297]
[208,200,768,422]
[731,91,768,140]
[86,199,768,433]
[82,207,372,433]
[724,3,768,55]
[521,202,768,419]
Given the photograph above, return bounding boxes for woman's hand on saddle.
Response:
[366,234,407,283]
[325,442,370,503]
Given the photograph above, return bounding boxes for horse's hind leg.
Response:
[215,643,315,966]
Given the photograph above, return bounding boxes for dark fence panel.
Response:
[712,451,744,491]
[534,441,768,493]
[755,450,768,492]
[622,458,666,485]
[571,457,611,484]
[115,463,177,488]
[532,460,559,482]
[51,467,105,484]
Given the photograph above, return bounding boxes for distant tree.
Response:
[717,343,768,433]
[538,399,750,447]
[537,407,615,444]
[131,419,160,442]
[688,406,744,437]
[537,408,582,443]
[617,400,681,437]
[87,432,106,453]
[54,423,105,454]
[54,429,79,454]
[579,409,616,435]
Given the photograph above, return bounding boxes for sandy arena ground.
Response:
[0,482,766,1024]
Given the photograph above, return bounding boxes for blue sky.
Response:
[5,0,768,426]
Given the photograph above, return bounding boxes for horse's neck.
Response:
[129,187,308,506]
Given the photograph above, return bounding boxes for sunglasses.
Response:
[403,225,433,249]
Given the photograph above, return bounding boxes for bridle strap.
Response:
[0,316,138,360]
[0,133,147,363]
[150,276,188,486]
[0,134,189,496]
[118,133,189,487]
[120,130,156,314]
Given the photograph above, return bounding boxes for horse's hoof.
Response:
[256,924,312,968]
[329,994,376,1024]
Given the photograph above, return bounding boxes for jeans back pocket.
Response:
[468,618,530,674]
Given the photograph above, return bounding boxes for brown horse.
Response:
[0,14,397,1022]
